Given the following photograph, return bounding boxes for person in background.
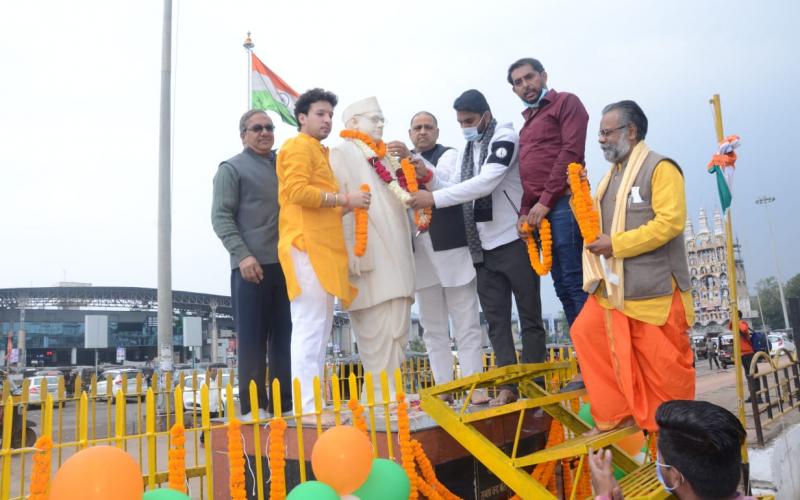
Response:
[730,311,761,403]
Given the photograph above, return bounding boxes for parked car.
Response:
[182,372,238,416]
[768,333,797,357]
[719,334,734,368]
[95,368,146,398]
[0,370,37,447]
[25,375,61,406]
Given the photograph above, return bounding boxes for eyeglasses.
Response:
[598,125,627,138]
[248,124,275,133]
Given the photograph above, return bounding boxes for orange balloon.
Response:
[618,430,646,456]
[311,425,373,494]
[50,445,143,500]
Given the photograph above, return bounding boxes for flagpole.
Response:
[710,94,750,474]
[244,32,254,109]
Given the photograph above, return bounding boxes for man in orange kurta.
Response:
[572,101,695,432]
[276,88,370,415]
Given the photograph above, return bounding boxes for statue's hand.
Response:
[386,141,411,159]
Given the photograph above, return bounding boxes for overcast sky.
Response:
[1,0,798,317]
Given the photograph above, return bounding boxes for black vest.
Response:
[419,144,468,251]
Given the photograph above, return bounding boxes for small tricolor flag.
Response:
[251,53,299,126]
[706,135,740,214]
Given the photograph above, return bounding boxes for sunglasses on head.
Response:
[248,124,275,133]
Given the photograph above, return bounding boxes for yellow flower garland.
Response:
[354,184,370,257]
[227,419,247,500]
[567,163,600,243]
[168,423,187,493]
[347,398,368,435]
[396,391,419,500]
[268,417,288,500]
[400,158,432,231]
[521,219,553,276]
[29,435,53,500]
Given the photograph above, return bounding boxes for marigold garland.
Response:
[396,391,419,500]
[29,435,53,500]
[268,417,288,500]
[521,220,552,276]
[512,419,564,500]
[340,129,411,205]
[347,398,368,434]
[168,423,187,493]
[400,159,432,231]
[567,163,600,243]
[412,440,460,500]
[354,184,370,257]
[227,419,247,500]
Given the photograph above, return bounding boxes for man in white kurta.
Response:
[330,97,415,401]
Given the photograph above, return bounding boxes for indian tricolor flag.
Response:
[251,53,300,126]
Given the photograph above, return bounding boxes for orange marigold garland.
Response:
[400,158,432,231]
[347,397,368,434]
[29,435,53,500]
[521,219,552,276]
[227,419,247,500]
[354,184,370,257]
[340,129,387,158]
[396,391,419,500]
[268,417,288,500]
[567,163,600,243]
[168,423,187,493]
[412,440,460,500]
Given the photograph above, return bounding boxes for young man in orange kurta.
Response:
[276,88,370,415]
[572,101,695,433]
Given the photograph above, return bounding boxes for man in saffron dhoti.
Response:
[571,100,695,433]
[330,97,416,402]
[276,88,370,418]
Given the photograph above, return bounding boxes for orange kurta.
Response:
[276,133,357,308]
[571,289,695,431]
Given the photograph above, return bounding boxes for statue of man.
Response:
[330,96,415,400]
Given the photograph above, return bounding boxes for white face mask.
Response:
[462,112,487,142]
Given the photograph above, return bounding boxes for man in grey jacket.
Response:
[212,109,292,420]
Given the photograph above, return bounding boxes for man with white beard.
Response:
[570,100,695,433]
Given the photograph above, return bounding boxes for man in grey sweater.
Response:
[212,109,292,420]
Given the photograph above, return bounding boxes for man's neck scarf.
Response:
[460,118,497,264]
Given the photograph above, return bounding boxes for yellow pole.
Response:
[709,94,748,465]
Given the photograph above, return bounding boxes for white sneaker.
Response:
[240,408,272,422]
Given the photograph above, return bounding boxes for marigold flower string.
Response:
[227,418,247,500]
[400,158,432,231]
[168,423,187,493]
[412,439,460,500]
[29,435,53,500]
[354,184,370,257]
[396,391,419,500]
[511,419,564,499]
[340,129,411,204]
[567,163,600,243]
[521,220,552,276]
[347,397,368,434]
[268,417,288,500]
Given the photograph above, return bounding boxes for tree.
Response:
[753,273,800,330]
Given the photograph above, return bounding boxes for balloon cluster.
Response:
[287,425,411,500]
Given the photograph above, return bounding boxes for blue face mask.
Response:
[522,87,549,108]
[462,112,487,142]
[655,454,680,492]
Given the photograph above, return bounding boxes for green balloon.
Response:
[354,458,410,500]
[143,489,191,500]
[578,403,595,427]
[287,480,339,500]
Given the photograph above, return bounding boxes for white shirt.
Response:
[428,122,523,251]
[414,148,476,290]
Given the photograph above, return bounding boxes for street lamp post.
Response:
[755,196,790,330]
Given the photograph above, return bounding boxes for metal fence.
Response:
[1,347,574,500]
[746,349,800,445]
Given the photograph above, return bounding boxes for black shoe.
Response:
[559,380,586,393]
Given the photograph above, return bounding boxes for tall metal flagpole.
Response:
[157,0,174,373]
[244,32,254,109]
[710,94,750,475]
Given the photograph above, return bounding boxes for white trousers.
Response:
[289,247,334,414]
[417,277,484,385]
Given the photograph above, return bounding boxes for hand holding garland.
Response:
[521,219,553,276]
[400,158,432,231]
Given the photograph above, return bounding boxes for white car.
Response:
[182,373,238,415]
[95,369,146,398]
[26,375,61,405]
[768,333,797,357]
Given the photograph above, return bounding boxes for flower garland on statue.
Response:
[168,423,187,493]
[354,184,370,257]
[29,435,53,500]
[400,159,432,231]
[521,219,552,276]
[340,130,412,205]
[567,163,600,243]
[227,418,247,500]
[268,417,288,500]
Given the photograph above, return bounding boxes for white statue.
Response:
[330,96,415,401]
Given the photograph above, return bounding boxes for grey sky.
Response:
[1,0,798,317]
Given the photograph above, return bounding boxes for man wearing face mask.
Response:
[409,90,547,405]
[572,100,695,434]
[507,57,589,329]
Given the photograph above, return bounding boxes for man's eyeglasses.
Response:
[598,125,627,138]
[248,124,275,133]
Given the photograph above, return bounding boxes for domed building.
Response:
[685,208,754,334]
